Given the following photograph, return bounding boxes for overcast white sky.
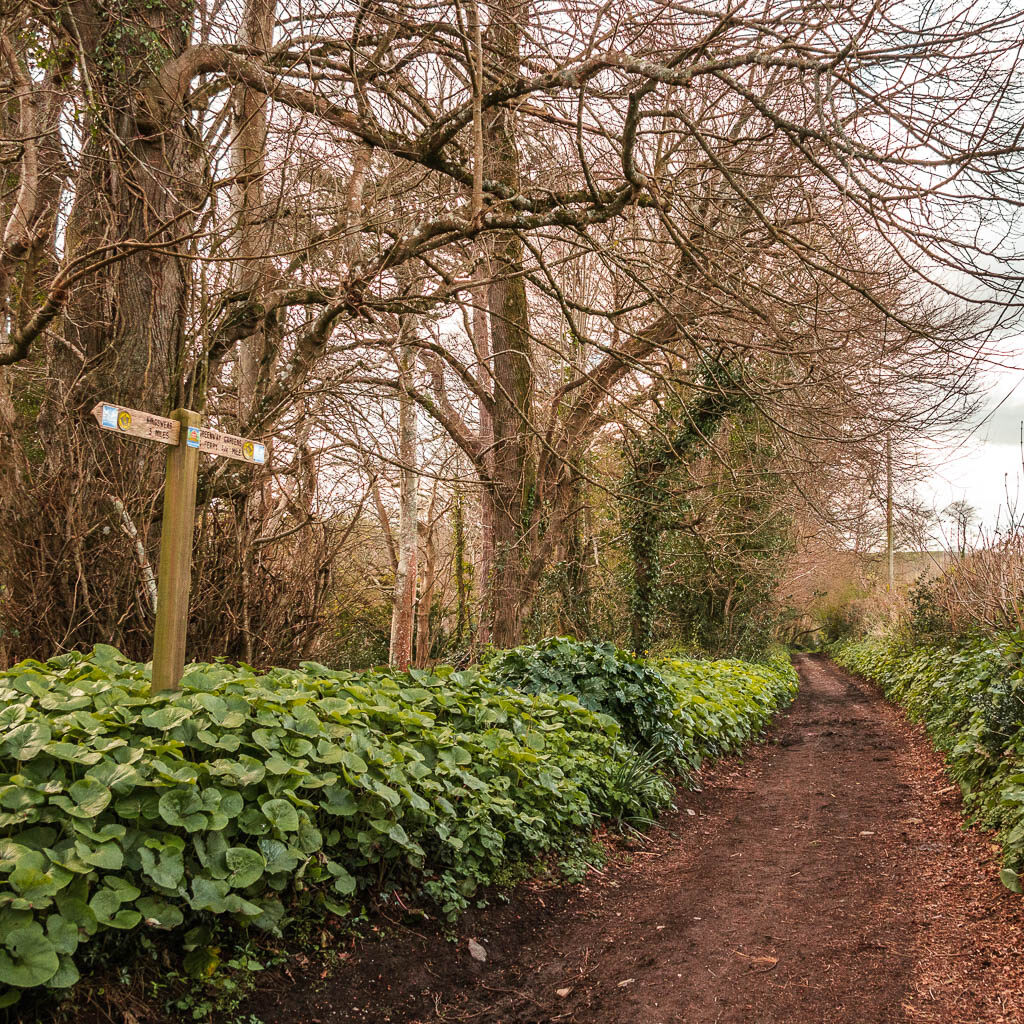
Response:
[920,365,1024,533]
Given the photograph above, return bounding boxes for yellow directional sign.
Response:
[91,403,180,445]
[197,427,267,464]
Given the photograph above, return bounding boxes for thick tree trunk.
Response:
[0,1,204,660]
[482,1,533,648]
[53,2,200,415]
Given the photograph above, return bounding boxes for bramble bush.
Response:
[832,633,1024,894]
[0,639,797,1008]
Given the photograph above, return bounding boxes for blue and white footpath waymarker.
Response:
[101,404,118,428]
[244,441,267,464]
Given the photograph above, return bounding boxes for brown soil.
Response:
[240,655,1024,1024]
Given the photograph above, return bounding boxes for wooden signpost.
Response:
[91,403,268,693]
[91,403,181,445]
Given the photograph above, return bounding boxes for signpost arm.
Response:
[152,408,201,693]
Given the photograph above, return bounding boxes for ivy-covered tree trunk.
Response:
[452,485,471,646]
[558,471,592,637]
[626,489,663,655]
[625,369,746,653]
[54,0,200,414]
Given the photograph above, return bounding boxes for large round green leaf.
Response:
[261,799,299,832]
[65,778,112,818]
[321,785,358,816]
[135,896,184,929]
[45,955,80,990]
[9,851,71,904]
[340,751,368,773]
[256,838,299,875]
[327,861,356,895]
[0,925,59,988]
[1000,867,1023,893]
[2,721,51,761]
[157,788,206,831]
[141,707,192,731]
[218,789,244,820]
[190,877,231,913]
[281,737,313,758]
[0,705,27,729]
[225,848,265,889]
[53,895,97,937]
[45,915,79,956]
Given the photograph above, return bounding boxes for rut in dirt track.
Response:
[250,657,1024,1024]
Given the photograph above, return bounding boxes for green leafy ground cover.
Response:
[489,639,798,777]
[0,640,797,1009]
[832,634,1024,894]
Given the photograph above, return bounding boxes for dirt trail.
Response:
[251,657,1024,1024]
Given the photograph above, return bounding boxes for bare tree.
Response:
[3,0,1024,661]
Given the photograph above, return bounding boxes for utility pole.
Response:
[886,434,894,592]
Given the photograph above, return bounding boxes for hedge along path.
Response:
[255,655,1024,1024]
[0,642,797,1011]
[833,632,1024,893]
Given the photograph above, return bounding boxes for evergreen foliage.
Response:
[833,634,1024,895]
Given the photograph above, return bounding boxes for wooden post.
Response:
[152,408,201,693]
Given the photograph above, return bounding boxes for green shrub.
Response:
[488,637,798,777]
[486,637,689,768]
[906,574,954,639]
[832,633,1024,894]
[0,640,797,1008]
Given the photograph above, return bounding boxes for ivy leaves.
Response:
[486,638,798,776]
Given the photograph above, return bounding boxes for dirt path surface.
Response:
[250,656,1024,1024]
